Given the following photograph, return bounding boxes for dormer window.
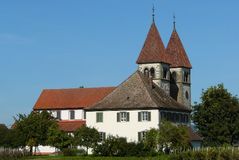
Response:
[144,68,149,78]
[150,68,155,78]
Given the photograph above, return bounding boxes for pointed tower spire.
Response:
[166,26,191,68]
[136,22,169,64]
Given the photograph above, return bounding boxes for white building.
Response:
[33,19,202,154]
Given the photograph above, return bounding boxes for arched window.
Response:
[184,71,189,82]
[144,68,149,78]
[150,68,155,78]
[185,91,189,100]
[163,67,168,79]
[171,72,177,83]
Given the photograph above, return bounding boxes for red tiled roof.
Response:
[33,87,116,110]
[166,29,192,68]
[136,22,169,64]
[58,120,86,132]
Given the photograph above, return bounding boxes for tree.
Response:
[74,126,100,154]
[158,121,190,152]
[144,128,159,151]
[192,84,239,146]
[47,124,72,151]
[14,111,57,154]
[0,124,8,147]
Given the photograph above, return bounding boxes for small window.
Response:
[160,112,166,120]
[184,71,189,82]
[56,110,61,120]
[171,72,177,82]
[163,67,168,79]
[96,112,103,123]
[117,112,129,122]
[185,91,189,100]
[144,68,149,78]
[83,111,86,119]
[138,131,147,141]
[69,110,75,120]
[99,132,106,142]
[138,111,151,122]
[150,68,155,78]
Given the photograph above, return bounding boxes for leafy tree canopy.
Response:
[74,126,100,154]
[14,111,57,153]
[157,121,190,151]
[47,124,72,151]
[192,84,239,146]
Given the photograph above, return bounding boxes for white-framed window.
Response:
[99,132,106,142]
[138,111,151,122]
[138,131,147,141]
[117,112,129,122]
[69,110,75,120]
[96,112,103,123]
[56,110,61,120]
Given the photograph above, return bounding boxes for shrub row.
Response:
[93,136,157,157]
[0,149,30,160]
[169,148,239,160]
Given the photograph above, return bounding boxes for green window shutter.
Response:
[84,111,86,119]
[117,112,120,122]
[138,132,141,141]
[148,112,151,121]
[100,113,103,122]
[103,132,106,141]
[138,112,141,122]
[96,112,103,122]
[96,113,99,122]
[126,112,130,122]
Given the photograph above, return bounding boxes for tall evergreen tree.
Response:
[192,84,239,146]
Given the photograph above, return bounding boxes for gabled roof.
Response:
[33,87,116,110]
[87,71,190,112]
[136,22,169,64]
[58,120,86,132]
[166,29,192,68]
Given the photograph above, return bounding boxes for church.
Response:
[33,15,201,154]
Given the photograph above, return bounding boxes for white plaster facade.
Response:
[86,109,159,142]
[51,109,85,120]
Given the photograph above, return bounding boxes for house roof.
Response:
[33,87,116,110]
[136,22,169,64]
[188,127,203,141]
[58,120,86,132]
[166,29,192,68]
[87,71,190,112]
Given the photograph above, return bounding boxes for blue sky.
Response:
[0,1,239,126]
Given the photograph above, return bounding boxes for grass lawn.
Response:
[23,155,169,160]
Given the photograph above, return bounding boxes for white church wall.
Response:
[86,109,159,142]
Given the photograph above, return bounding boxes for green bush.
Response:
[219,149,232,160]
[207,148,219,160]
[0,149,30,160]
[193,150,206,160]
[93,136,156,157]
[62,148,77,156]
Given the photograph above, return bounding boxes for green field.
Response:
[23,155,169,160]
